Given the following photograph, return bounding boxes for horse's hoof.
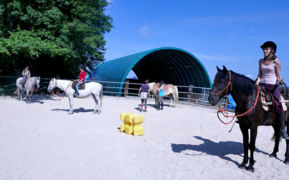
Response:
[97,111,101,114]
[246,166,254,173]
[269,153,277,158]
[68,112,73,115]
[284,158,289,165]
[238,163,246,169]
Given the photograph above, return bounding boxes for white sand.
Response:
[0,95,288,180]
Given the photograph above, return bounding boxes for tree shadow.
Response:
[51,107,94,113]
[171,136,270,167]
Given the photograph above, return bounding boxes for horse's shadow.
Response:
[16,94,55,104]
[51,107,94,113]
[171,136,270,166]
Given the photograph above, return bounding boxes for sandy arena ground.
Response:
[0,95,288,180]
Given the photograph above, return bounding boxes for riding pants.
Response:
[76,81,84,94]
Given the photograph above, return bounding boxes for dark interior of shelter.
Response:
[120,49,210,99]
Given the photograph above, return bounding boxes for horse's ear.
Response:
[223,65,228,73]
[216,66,221,72]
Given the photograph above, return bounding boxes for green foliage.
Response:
[0,0,112,77]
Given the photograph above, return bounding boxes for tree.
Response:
[0,0,112,78]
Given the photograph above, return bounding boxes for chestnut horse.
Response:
[148,82,178,107]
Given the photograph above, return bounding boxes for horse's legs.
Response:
[270,124,281,158]
[68,96,73,114]
[246,127,258,172]
[239,124,249,169]
[170,95,173,106]
[17,88,21,100]
[155,96,158,109]
[284,139,289,164]
[92,94,101,114]
[26,88,30,103]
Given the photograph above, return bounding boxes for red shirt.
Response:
[79,70,85,82]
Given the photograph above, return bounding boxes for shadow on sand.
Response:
[16,94,56,104]
[171,136,270,166]
[51,107,94,113]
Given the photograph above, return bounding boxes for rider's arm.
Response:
[275,59,282,82]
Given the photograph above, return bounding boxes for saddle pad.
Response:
[280,95,287,111]
[261,91,270,111]
[261,94,287,111]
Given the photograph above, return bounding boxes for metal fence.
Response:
[0,76,233,108]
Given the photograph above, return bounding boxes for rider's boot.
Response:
[161,103,163,110]
[157,102,160,110]
[145,105,147,112]
[278,111,289,139]
[73,91,78,97]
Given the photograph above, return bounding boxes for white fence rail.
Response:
[0,76,234,108]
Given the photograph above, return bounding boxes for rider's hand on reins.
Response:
[279,79,284,85]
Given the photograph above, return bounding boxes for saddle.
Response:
[72,80,85,91]
[260,87,287,111]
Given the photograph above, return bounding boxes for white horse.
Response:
[148,82,178,107]
[16,77,40,103]
[47,78,103,114]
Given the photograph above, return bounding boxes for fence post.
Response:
[124,80,129,97]
[188,85,194,102]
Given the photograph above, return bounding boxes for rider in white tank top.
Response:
[256,41,289,139]
[259,59,277,85]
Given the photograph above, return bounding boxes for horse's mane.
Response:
[230,70,255,93]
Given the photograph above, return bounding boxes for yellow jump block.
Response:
[120,113,144,136]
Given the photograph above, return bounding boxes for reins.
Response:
[210,71,261,125]
[217,84,260,124]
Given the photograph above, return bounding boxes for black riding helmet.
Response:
[260,41,277,52]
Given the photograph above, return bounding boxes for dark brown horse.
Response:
[208,66,289,172]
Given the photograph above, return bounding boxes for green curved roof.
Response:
[90,47,211,95]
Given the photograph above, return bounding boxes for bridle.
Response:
[210,71,261,127]
[210,71,233,97]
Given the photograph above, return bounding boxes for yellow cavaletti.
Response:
[120,113,144,136]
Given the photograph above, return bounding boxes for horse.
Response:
[16,77,40,103]
[208,66,289,172]
[148,82,178,107]
[47,78,103,114]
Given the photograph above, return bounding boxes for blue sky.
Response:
[103,0,289,84]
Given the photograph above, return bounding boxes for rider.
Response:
[256,41,289,139]
[74,65,86,96]
[138,79,150,112]
[20,66,31,88]
[157,81,165,110]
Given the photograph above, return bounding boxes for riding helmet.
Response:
[260,41,277,51]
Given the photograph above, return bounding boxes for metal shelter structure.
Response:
[89,47,211,96]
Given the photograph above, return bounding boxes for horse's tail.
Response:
[174,85,178,103]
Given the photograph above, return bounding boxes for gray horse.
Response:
[16,77,40,103]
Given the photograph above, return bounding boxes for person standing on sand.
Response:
[138,79,150,112]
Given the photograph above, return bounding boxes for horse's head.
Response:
[208,66,232,105]
[36,77,40,89]
[47,78,56,93]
